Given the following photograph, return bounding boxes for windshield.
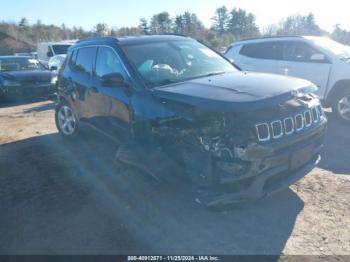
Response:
[0,57,45,72]
[312,37,350,59]
[52,45,71,55]
[121,40,237,87]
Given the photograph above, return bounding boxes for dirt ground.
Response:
[0,99,349,255]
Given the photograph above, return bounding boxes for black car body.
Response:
[0,56,56,99]
[55,35,327,208]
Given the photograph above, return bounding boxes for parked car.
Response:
[30,52,38,59]
[48,54,67,72]
[55,35,327,209]
[225,36,350,122]
[37,40,76,62]
[14,52,31,57]
[14,52,38,59]
[0,56,57,99]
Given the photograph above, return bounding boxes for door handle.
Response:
[281,66,289,75]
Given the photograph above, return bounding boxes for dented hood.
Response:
[152,71,315,112]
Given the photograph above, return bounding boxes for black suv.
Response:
[55,35,327,208]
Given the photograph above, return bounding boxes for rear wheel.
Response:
[55,102,79,137]
[332,89,350,123]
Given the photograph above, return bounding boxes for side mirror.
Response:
[47,51,53,58]
[310,53,326,62]
[50,66,58,71]
[101,73,126,87]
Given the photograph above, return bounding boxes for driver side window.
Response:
[95,47,126,78]
[283,41,327,63]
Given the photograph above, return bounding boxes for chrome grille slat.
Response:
[256,123,270,142]
[312,107,319,123]
[271,120,283,139]
[284,117,294,135]
[255,105,323,142]
[304,110,312,127]
[317,105,325,119]
[295,114,304,132]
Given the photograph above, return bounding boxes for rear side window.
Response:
[240,42,284,60]
[74,47,97,75]
[68,50,78,68]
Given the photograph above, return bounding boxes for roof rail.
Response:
[156,33,189,38]
[76,34,188,44]
[237,35,304,42]
[77,36,118,44]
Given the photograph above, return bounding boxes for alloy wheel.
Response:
[57,105,76,135]
[337,95,350,121]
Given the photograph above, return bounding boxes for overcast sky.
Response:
[1,0,348,32]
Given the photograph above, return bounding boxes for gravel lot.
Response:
[0,99,349,255]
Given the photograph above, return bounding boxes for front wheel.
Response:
[332,89,350,123]
[55,102,79,137]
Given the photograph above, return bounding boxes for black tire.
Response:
[55,101,79,137]
[331,89,350,123]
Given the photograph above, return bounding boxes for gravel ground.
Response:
[0,99,349,255]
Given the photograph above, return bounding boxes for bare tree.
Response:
[94,23,110,36]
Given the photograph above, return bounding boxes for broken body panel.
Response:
[124,73,326,208]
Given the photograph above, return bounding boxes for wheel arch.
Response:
[56,95,67,105]
[325,79,350,107]
[55,94,81,121]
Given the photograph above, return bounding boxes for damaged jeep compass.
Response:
[55,35,327,208]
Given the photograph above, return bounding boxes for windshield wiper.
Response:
[203,71,226,77]
[185,71,227,81]
[145,79,179,88]
[156,79,180,86]
[150,72,227,88]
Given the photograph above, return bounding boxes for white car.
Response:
[225,36,350,122]
[37,40,76,62]
[48,54,66,72]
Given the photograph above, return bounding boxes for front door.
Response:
[90,46,131,134]
[280,41,332,98]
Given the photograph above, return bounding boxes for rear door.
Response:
[280,41,332,97]
[235,41,284,74]
[69,46,98,119]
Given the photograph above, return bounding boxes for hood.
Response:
[152,71,316,112]
[0,70,53,84]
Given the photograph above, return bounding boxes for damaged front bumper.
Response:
[198,154,320,208]
[196,118,326,208]
[116,109,326,209]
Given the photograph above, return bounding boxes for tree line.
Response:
[1,6,350,55]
